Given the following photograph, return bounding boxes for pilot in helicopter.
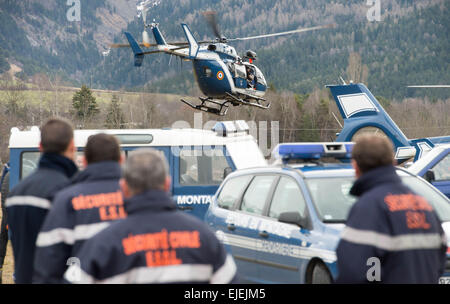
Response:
[246,65,255,88]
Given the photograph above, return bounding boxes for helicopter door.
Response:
[234,64,247,89]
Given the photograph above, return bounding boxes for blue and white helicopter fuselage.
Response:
[123,23,270,115]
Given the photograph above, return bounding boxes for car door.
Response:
[228,175,278,282]
[206,174,253,281]
[257,176,312,283]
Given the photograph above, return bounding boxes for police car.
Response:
[205,143,450,283]
[7,121,267,219]
[408,144,450,199]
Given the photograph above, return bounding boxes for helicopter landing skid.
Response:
[225,92,271,110]
[181,97,231,116]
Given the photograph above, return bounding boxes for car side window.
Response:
[432,153,450,181]
[269,177,306,219]
[217,175,252,210]
[240,175,277,215]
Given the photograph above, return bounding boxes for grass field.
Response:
[0,210,13,284]
[0,87,183,110]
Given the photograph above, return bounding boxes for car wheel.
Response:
[311,262,332,284]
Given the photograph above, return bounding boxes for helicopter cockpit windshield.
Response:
[252,65,266,87]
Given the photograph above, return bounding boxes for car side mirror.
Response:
[279,212,308,228]
[424,170,435,183]
[223,167,233,179]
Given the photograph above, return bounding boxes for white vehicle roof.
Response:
[9,127,268,169]
[408,144,450,175]
[10,128,254,148]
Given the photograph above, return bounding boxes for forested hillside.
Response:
[0,0,134,81]
[0,0,449,99]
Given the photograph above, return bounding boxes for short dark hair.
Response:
[40,118,74,154]
[84,133,121,164]
[352,134,395,174]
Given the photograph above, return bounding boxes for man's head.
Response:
[352,134,395,178]
[40,118,75,160]
[120,149,170,198]
[84,133,122,166]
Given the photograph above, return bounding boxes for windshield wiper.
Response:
[322,219,346,224]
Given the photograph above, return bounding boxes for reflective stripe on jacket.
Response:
[34,161,124,283]
[336,165,447,284]
[6,153,78,283]
[64,189,237,284]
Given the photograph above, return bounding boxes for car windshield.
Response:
[306,175,450,223]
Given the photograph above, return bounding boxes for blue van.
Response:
[7,121,267,219]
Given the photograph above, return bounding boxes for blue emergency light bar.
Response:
[272,142,354,164]
[212,120,250,137]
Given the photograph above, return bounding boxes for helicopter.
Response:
[111,11,334,116]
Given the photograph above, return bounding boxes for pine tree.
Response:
[105,94,125,129]
[72,85,99,127]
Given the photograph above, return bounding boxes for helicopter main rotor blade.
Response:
[407,85,450,88]
[110,43,158,48]
[228,24,336,42]
[202,11,222,39]
[111,40,214,49]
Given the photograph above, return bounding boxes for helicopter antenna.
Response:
[339,76,347,85]
[331,112,343,129]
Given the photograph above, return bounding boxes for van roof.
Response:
[9,128,257,148]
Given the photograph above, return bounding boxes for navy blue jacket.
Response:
[34,161,124,283]
[6,153,78,284]
[64,190,237,284]
[336,166,447,284]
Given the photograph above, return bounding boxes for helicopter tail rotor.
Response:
[142,30,151,47]
[202,11,227,43]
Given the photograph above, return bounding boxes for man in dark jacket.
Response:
[336,135,447,283]
[6,118,78,284]
[34,133,125,283]
[65,149,237,284]
[0,164,9,284]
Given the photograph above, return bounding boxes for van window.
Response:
[217,175,252,209]
[20,151,87,180]
[179,148,231,186]
[21,152,40,179]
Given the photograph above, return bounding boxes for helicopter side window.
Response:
[203,67,212,78]
[246,66,256,88]
[227,62,235,75]
[235,64,246,79]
